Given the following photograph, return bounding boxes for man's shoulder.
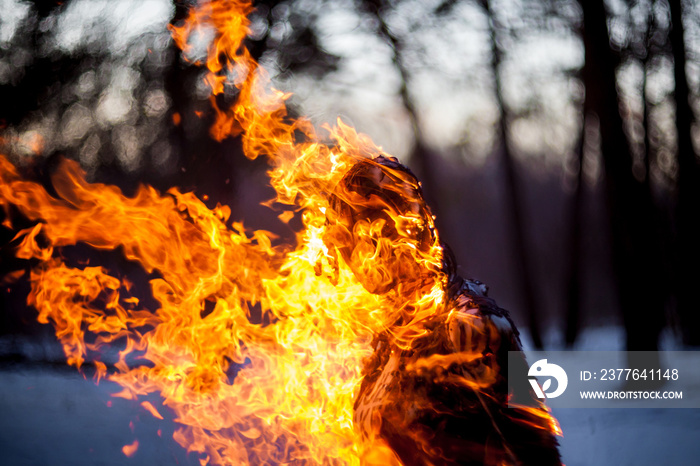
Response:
[446,276,521,348]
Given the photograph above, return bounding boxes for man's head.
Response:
[323,156,442,297]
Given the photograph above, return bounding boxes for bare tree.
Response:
[481,0,543,348]
[578,0,666,350]
[668,0,700,345]
[355,0,439,210]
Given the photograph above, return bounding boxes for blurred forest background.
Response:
[1,0,699,359]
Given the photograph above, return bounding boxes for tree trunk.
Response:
[482,0,543,349]
[668,0,700,345]
[564,114,586,347]
[578,0,666,350]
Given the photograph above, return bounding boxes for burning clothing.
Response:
[354,276,561,465]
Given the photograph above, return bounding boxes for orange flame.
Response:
[122,440,139,457]
[0,0,559,464]
[141,401,165,420]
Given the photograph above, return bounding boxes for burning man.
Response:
[324,155,562,465]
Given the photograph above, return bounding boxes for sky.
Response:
[0,0,592,172]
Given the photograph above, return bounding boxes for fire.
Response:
[122,440,140,458]
[0,1,560,465]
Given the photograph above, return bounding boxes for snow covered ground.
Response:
[0,369,193,466]
[0,326,698,465]
[554,407,700,466]
[525,326,700,466]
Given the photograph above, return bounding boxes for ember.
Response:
[0,0,560,464]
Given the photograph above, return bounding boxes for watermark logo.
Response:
[528,359,568,399]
